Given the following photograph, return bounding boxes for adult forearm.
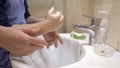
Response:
[14,20,51,36]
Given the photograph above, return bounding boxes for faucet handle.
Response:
[91,18,101,26]
[82,15,94,18]
[82,15,101,26]
[73,24,89,29]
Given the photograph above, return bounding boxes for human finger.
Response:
[28,44,44,51]
[54,32,63,44]
[57,36,63,45]
[54,11,61,18]
[29,37,48,46]
[60,14,64,23]
[46,41,54,49]
[22,27,40,36]
[48,7,55,16]
[54,40,58,48]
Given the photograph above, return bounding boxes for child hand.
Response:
[46,7,64,31]
[44,31,63,48]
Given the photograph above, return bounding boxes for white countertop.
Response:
[60,45,120,68]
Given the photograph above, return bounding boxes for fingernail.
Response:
[47,46,49,49]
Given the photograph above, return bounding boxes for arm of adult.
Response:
[0,26,48,56]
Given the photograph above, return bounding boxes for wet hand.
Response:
[44,31,63,48]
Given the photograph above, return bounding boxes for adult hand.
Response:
[44,31,63,48]
[0,25,48,56]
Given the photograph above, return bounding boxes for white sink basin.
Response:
[11,34,86,68]
[53,35,85,67]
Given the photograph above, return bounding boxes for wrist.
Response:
[30,20,50,35]
[40,20,52,33]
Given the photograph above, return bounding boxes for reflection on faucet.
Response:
[73,15,102,45]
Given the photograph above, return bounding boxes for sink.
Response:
[11,34,120,68]
[11,34,85,68]
[51,35,85,67]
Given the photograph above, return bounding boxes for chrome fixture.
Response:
[73,15,102,45]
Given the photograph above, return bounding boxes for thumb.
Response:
[48,7,55,16]
[22,27,40,36]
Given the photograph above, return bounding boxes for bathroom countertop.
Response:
[60,45,120,68]
[60,33,120,68]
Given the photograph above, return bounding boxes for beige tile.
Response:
[112,0,120,14]
[65,0,95,32]
[65,0,82,32]
[105,14,120,50]
[28,0,55,17]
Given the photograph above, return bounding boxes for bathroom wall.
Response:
[28,0,120,51]
[106,0,120,51]
[27,0,55,17]
[76,0,120,51]
[27,0,95,33]
[64,0,95,33]
[93,0,120,51]
[65,0,120,51]
[27,0,65,32]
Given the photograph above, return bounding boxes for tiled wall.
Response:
[64,0,95,33]
[27,0,54,17]
[108,0,120,51]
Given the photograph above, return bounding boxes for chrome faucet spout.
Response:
[73,24,95,45]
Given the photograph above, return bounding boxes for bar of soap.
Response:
[70,33,86,40]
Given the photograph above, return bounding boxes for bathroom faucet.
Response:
[82,15,101,27]
[73,24,94,45]
[73,15,102,45]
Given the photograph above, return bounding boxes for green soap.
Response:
[79,35,86,40]
[70,33,86,40]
